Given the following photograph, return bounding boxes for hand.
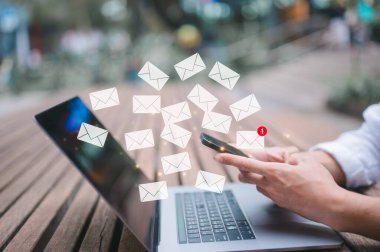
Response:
[241,146,299,163]
[214,153,346,227]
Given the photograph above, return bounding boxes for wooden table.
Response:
[0,85,379,251]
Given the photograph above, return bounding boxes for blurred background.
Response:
[0,0,379,119]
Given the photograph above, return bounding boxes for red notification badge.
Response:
[257,126,267,136]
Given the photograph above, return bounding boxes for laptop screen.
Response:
[35,96,155,250]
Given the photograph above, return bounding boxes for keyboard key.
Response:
[212,224,224,229]
[187,229,199,234]
[200,230,213,235]
[239,226,251,231]
[201,234,215,242]
[226,230,242,240]
[237,220,249,226]
[188,233,200,238]
[241,230,253,235]
[187,225,198,229]
[214,233,228,242]
[229,203,245,221]
[224,218,235,222]
[211,220,223,225]
[200,222,211,227]
[242,233,255,240]
[200,226,212,231]
[225,221,236,226]
[213,228,225,233]
[188,238,201,243]
[226,225,238,230]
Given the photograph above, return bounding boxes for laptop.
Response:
[35,97,343,252]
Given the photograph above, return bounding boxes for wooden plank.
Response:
[0,144,48,191]
[3,168,82,252]
[44,182,99,252]
[79,198,118,252]
[1,88,119,250]
[0,150,60,215]
[0,132,47,174]
[0,123,40,153]
[0,157,70,250]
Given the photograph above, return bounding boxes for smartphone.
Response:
[200,132,249,158]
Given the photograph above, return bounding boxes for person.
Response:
[214,103,380,241]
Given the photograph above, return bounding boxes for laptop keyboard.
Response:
[176,190,256,244]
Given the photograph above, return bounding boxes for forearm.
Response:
[329,190,380,241]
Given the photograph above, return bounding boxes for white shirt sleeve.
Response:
[311,103,380,188]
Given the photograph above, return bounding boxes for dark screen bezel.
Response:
[200,132,249,158]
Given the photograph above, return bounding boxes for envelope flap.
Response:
[175,53,204,71]
[208,62,219,76]
[200,171,224,186]
[138,62,150,75]
[90,88,116,103]
[238,131,260,144]
[198,87,218,103]
[134,96,160,108]
[248,94,261,108]
[194,53,205,67]
[207,112,231,126]
[147,62,169,80]
[168,124,191,138]
[128,129,152,144]
[163,152,188,167]
[217,62,239,80]
[140,181,166,196]
[83,123,108,139]
[163,102,189,117]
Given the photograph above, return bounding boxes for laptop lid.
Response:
[34,96,156,251]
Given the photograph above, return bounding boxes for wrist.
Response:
[324,187,351,231]
[311,151,346,186]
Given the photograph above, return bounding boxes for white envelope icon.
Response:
[161,101,191,124]
[160,124,192,148]
[202,111,232,134]
[195,171,225,194]
[89,87,120,111]
[133,95,161,114]
[236,131,265,149]
[77,123,108,147]
[187,84,219,112]
[139,181,168,202]
[208,62,240,90]
[161,152,191,175]
[229,93,261,121]
[138,61,169,91]
[174,53,206,81]
[125,129,155,151]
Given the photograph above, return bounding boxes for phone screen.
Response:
[200,133,249,157]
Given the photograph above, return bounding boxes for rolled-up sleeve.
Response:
[311,103,380,188]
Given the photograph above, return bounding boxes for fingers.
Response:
[238,172,266,185]
[256,185,271,199]
[239,148,268,160]
[282,146,299,161]
[215,153,271,175]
